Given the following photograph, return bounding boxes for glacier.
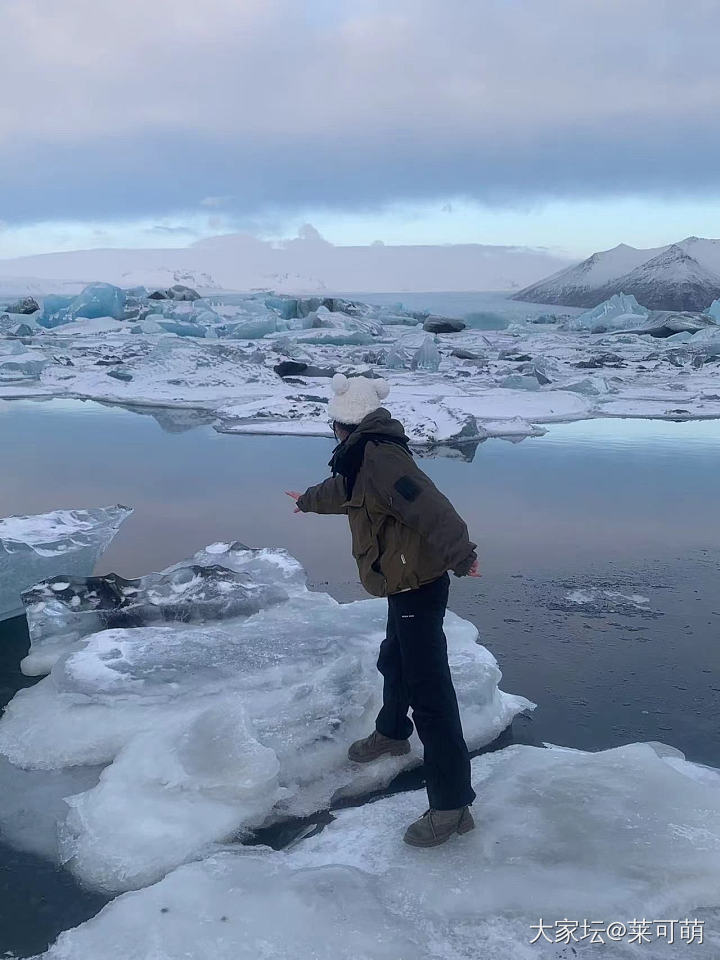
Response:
[0,541,533,893]
[33,742,720,960]
[0,505,132,621]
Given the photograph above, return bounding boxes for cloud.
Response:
[2,0,720,224]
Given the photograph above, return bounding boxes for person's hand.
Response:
[285,490,302,514]
[467,558,481,577]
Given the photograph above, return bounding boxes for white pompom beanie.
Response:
[328,374,390,425]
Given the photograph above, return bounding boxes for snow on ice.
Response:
[0,505,132,621]
[0,541,533,893]
[2,284,720,445]
[33,742,720,960]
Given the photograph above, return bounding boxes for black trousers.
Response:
[375,572,476,810]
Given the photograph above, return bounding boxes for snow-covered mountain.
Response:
[513,236,720,311]
[0,232,572,296]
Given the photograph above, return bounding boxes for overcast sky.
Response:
[2,0,720,258]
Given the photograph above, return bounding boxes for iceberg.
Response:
[310,306,384,338]
[410,334,441,371]
[40,283,128,328]
[0,542,532,892]
[35,742,720,960]
[0,505,132,622]
[382,343,411,369]
[566,292,649,332]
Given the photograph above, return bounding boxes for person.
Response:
[286,374,481,847]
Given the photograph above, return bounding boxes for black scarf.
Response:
[329,431,411,498]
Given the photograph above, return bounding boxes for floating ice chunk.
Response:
[557,376,614,396]
[707,298,720,322]
[479,417,547,438]
[218,314,280,339]
[38,294,75,327]
[410,334,441,371]
[389,397,481,445]
[264,295,299,320]
[46,316,129,338]
[383,343,411,369]
[0,505,132,621]
[666,330,694,344]
[689,325,720,357]
[36,742,720,960]
[21,546,294,676]
[70,283,127,320]
[0,349,47,380]
[0,546,531,891]
[166,284,201,301]
[310,307,384,338]
[3,296,40,315]
[185,541,307,591]
[499,373,541,391]
[6,320,39,337]
[156,319,207,338]
[612,311,717,338]
[265,327,374,346]
[41,284,128,328]
[566,292,649,332]
[130,317,165,335]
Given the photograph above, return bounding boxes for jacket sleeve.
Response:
[296,475,349,515]
[368,449,477,576]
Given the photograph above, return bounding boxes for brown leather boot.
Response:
[347,730,411,763]
[403,806,475,847]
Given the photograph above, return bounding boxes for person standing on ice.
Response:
[286,374,480,847]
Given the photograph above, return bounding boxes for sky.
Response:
[2,0,720,260]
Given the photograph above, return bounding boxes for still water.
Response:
[2,398,719,755]
[2,395,718,758]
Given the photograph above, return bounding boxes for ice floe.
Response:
[0,505,131,621]
[0,541,532,892]
[34,742,720,959]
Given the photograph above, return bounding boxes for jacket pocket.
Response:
[348,498,375,559]
[378,518,419,591]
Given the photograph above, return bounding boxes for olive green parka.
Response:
[296,408,477,597]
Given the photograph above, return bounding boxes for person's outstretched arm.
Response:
[291,476,349,515]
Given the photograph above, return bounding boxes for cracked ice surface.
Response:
[0,505,132,621]
[2,290,720,445]
[34,743,720,960]
[0,542,533,892]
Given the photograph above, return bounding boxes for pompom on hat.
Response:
[328,374,390,425]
